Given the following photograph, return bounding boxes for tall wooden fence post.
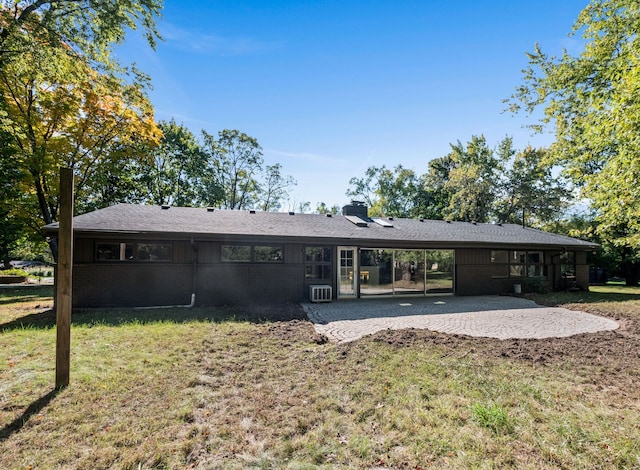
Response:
[56,167,74,389]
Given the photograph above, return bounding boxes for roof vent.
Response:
[206,207,215,212]
[161,204,170,210]
[249,209,256,214]
[446,220,452,224]
[326,213,332,218]
[289,211,295,216]
[472,221,477,225]
[388,217,394,221]
[419,218,424,222]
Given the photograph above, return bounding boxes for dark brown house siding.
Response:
[69,230,595,308]
[455,249,500,295]
[73,263,192,307]
[72,237,311,307]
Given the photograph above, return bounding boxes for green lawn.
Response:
[1,285,639,469]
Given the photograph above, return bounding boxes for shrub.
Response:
[1,268,29,277]
[521,276,550,294]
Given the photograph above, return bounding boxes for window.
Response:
[95,242,171,262]
[254,245,283,262]
[96,242,133,261]
[491,250,544,278]
[221,245,251,262]
[137,243,172,261]
[221,245,284,263]
[305,247,332,280]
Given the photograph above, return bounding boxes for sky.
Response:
[115,0,589,211]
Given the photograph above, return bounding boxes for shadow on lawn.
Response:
[0,304,307,333]
[0,286,54,306]
[0,388,60,442]
[533,288,640,306]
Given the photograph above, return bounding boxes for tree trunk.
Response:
[48,236,59,263]
[624,262,640,286]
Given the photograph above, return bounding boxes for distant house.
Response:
[44,202,597,308]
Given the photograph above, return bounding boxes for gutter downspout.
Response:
[134,237,198,310]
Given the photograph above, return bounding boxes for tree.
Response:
[0,129,25,268]
[315,202,340,215]
[0,1,161,68]
[203,129,263,210]
[494,146,570,226]
[0,41,161,259]
[0,1,163,259]
[259,163,296,212]
[138,119,210,207]
[418,155,456,220]
[443,135,503,223]
[507,0,640,284]
[346,165,421,217]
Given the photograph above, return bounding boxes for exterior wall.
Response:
[575,251,590,290]
[71,237,592,307]
[196,264,304,305]
[455,249,504,295]
[73,263,192,307]
[72,238,309,307]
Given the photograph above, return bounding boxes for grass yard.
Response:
[1,285,639,469]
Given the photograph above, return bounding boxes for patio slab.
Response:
[302,295,619,343]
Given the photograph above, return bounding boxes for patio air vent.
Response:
[310,285,332,303]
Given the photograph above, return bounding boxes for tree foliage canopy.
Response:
[0,0,163,259]
[507,0,640,252]
[347,136,569,224]
[0,0,162,68]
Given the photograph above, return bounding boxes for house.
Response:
[44,202,597,308]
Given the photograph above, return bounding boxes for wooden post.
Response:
[56,167,74,389]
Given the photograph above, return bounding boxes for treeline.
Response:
[346,135,569,227]
[78,122,296,214]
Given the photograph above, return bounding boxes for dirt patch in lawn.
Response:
[269,301,640,395]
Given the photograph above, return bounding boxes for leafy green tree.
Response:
[259,163,296,212]
[0,46,161,258]
[0,1,163,259]
[0,1,161,67]
[507,0,640,283]
[138,119,211,207]
[444,135,504,223]
[346,166,379,208]
[0,130,25,268]
[203,129,263,210]
[315,202,340,215]
[494,146,570,226]
[418,155,456,220]
[346,165,421,217]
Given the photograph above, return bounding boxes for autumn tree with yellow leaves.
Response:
[0,1,163,259]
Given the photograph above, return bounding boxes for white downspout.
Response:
[134,237,198,310]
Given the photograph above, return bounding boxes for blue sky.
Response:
[116,0,588,210]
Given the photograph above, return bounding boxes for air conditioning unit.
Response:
[310,285,332,303]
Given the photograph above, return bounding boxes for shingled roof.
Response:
[44,203,598,250]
